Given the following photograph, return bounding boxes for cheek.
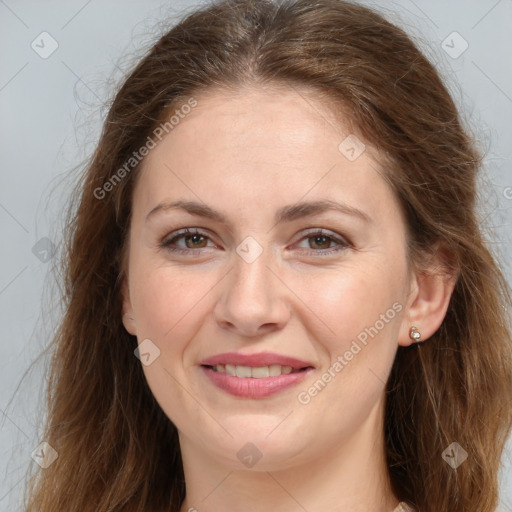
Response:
[296,268,404,425]
[301,258,406,398]
[130,266,217,420]
[303,260,404,338]
[130,262,219,347]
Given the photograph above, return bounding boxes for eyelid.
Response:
[160,228,218,250]
[292,227,350,247]
[160,226,351,255]
[289,228,351,257]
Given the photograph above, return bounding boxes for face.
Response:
[121,85,416,470]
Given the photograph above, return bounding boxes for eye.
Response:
[160,227,351,256]
[160,228,216,254]
[293,229,350,256]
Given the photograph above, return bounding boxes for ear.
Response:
[121,277,138,336]
[398,244,458,347]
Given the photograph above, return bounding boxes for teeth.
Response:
[251,366,269,378]
[236,365,252,378]
[269,364,281,376]
[213,364,297,378]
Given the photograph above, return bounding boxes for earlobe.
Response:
[121,279,137,336]
[398,250,458,347]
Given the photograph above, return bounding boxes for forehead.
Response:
[166,84,353,152]
[132,84,396,226]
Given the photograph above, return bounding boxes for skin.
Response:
[121,84,455,512]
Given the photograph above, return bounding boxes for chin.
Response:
[203,426,312,469]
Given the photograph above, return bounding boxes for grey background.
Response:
[0,0,511,510]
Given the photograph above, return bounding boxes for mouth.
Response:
[201,363,312,378]
[199,352,315,398]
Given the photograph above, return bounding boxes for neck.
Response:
[177,395,400,512]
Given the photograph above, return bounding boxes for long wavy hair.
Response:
[23,0,512,510]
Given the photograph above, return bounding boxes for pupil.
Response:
[187,234,204,248]
[313,235,329,249]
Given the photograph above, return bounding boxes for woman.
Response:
[23,0,512,511]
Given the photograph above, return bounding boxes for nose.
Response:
[214,247,291,337]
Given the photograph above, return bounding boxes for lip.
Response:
[200,365,313,399]
[200,351,314,369]
[199,351,315,399]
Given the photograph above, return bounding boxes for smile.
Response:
[207,363,304,378]
[200,364,313,399]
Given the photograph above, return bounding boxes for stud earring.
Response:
[409,326,422,343]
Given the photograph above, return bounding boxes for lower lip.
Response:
[201,366,313,399]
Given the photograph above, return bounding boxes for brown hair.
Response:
[23,0,512,511]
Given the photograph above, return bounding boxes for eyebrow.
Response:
[145,198,372,226]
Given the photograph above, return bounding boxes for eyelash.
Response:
[159,228,351,257]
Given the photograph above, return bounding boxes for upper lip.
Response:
[200,352,314,369]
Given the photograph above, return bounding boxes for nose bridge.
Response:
[214,236,290,334]
[230,238,275,303]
